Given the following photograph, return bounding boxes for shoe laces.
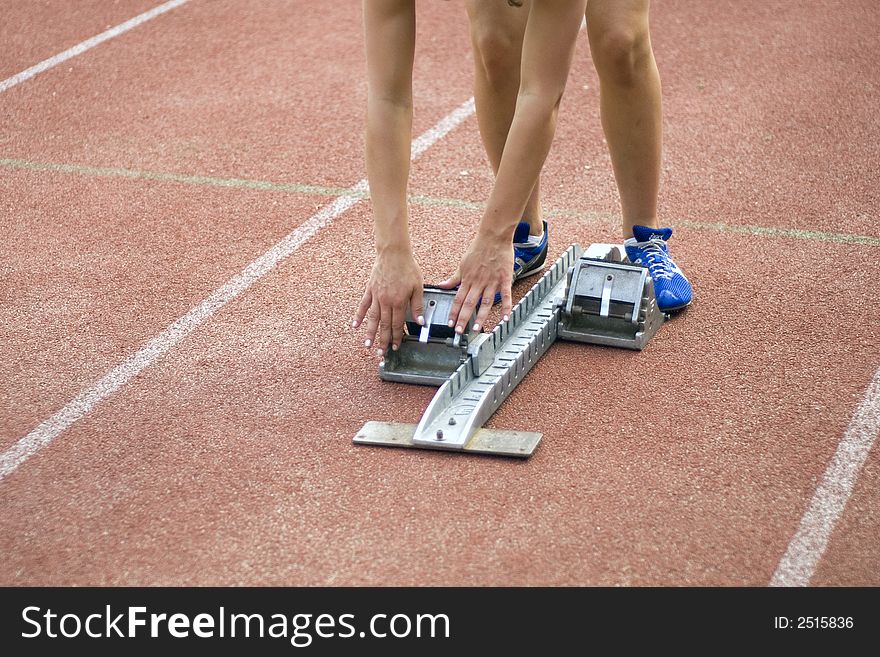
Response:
[635,240,673,281]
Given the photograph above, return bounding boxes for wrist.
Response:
[372,210,413,257]
[375,239,414,258]
[476,216,518,244]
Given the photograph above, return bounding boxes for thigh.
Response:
[585,0,650,35]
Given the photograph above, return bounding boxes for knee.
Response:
[591,28,653,87]
[472,30,521,89]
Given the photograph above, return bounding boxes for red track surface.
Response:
[0,0,877,586]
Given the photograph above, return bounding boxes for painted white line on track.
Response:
[770,366,880,586]
[0,0,190,94]
[0,97,476,481]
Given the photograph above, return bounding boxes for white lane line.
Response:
[0,96,476,481]
[0,0,190,94]
[411,99,475,159]
[770,366,880,586]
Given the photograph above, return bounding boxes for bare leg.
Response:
[465,0,542,236]
[586,0,662,239]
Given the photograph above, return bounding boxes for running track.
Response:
[1,0,878,586]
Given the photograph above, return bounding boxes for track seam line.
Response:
[2,158,878,247]
[0,0,190,94]
[0,158,358,198]
[770,365,880,586]
[0,97,476,482]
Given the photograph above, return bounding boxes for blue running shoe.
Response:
[624,225,692,312]
[489,220,549,305]
[513,220,549,281]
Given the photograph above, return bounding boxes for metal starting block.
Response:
[379,286,485,386]
[558,246,664,350]
[354,242,666,458]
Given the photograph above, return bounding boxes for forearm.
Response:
[363,0,416,254]
[366,97,413,253]
[479,94,559,240]
[476,0,585,241]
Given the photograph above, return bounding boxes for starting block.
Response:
[379,286,483,386]
[354,242,666,458]
[558,247,663,350]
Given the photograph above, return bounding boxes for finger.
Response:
[390,305,405,351]
[473,287,495,333]
[352,289,372,329]
[448,283,467,330]
[362,302,380,349]
[376,307,392,357]
[409,289,425,327]
[500,284,513,324]
[437,272,461,290]
[454,289,482,334]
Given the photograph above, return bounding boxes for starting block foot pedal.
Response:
[353,421,541,458]
[557,249,664,350]
[379,286,479,386]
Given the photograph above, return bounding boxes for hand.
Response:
[439,233,513,334]
[353,250,425,356]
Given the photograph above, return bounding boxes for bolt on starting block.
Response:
[353,242,666,458]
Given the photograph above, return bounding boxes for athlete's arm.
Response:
[442,0,586,333]
[353,0,424,355]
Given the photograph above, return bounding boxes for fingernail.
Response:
[417,315,425,326]
[364,339,372,348]
[376,348,384,357]
[447,320,454,328]
[351,320,358,328]
[473,323,481,332]
[503,315,509,322]
[455,325,463,334]
[392,344,399,351]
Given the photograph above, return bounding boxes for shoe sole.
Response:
[659,300,692,313]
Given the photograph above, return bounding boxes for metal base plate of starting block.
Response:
[353,421,541,458]
[353,241,666,458]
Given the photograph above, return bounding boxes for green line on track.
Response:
[3,157,878,247]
